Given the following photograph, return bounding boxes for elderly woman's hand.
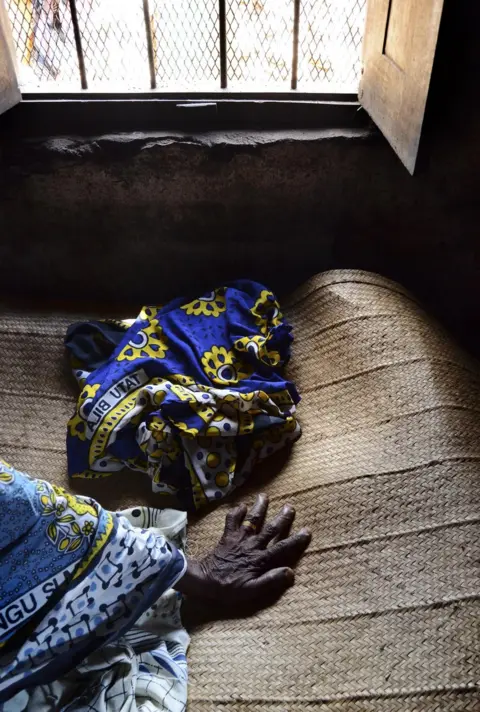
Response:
[175,494,311,606]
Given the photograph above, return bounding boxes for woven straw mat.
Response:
[0,270,478,711]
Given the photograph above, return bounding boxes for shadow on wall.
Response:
[0,0,479,354]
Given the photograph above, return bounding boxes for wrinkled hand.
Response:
[176,494,311,606]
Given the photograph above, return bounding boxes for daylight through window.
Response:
[6,0,366,93]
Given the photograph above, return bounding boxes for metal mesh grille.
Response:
[226,0,293,89]
[6,0,79,88]
[77,0,149,89]
[6,0,366,92]
[151,0,219,89]
[298,0,366,89]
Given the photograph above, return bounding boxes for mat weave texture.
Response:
[0,270,478,710]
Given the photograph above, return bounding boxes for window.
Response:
[5,0,366,93]
[1,0,446,173]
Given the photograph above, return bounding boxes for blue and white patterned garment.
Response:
[65,281,301,511]
[0,461,187,709]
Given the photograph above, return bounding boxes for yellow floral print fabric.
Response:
[181,288,226,317]
[66,281,301,511]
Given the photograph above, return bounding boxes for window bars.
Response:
[6,0,366,92]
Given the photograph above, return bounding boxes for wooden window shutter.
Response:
[0,0,20,116]
[360,0,445,174]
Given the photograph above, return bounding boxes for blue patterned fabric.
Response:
[66,281,301,510]
[0,460,186,703]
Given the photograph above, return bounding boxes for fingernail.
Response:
[300,528,311,538]
[283,505,294,515]
[284,568,295,585]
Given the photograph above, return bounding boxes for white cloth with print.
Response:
[5,508,189,712]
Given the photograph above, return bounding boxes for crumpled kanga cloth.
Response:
[0,460,187,707]
[66,281,301,510]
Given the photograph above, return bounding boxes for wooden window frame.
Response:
[360,0,445,173]
[0,0,20,115]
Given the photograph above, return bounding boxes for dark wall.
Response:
[1,0,479,352]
